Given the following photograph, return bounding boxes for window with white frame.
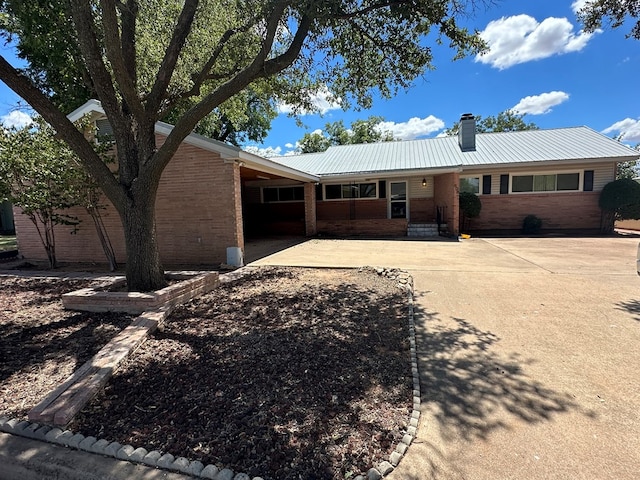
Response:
[511,172,581,193]
[460,176,480,194]
[262,186,305,203]
[324,182,377,200]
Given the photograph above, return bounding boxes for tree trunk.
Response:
[120,197,166,292]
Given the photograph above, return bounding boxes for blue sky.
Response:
[1,0,638,157]
[249,0,640,157]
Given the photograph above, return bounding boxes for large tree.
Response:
[444,109,538,135]
[576,0,640,39]
[0,0,485,290]
[298,116,394,153]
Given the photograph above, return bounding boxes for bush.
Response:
[522,214,542,234]
[459,191,482,232]
[599,178,640,233]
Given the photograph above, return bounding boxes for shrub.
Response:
[459,191,482,232]
[599,178,640,233]
[522,214,542,234]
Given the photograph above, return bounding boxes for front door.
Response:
[388,181,407,219]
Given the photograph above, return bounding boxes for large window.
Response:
[324,182,377,200]
[262,186,304,203]
[460,177,480,194]
[511,173,580,193]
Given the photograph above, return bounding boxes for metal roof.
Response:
[272,126,639,177]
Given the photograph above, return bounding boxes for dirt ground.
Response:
[63,267,412,480]
[0,276,133,419]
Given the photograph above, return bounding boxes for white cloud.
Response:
[244,145,283,158]
[475,14,598,69]
[277,87,341,116]
[512,91,570,115]
[376,116,445,140]
[571,0,593,14]
[1,110,32,129]
[602,118,640,143]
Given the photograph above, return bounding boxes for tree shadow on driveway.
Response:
[615,299,640,322]
[412,298,583,444]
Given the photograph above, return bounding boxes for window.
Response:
[324,182,377,200]
[511,173,581,193]
[460,177,480,194]
[262,186,304,203]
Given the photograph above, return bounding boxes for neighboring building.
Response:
[12,101,640,266]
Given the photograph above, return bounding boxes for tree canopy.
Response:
[576,0,640,40]
[297,116,395,153]
[0,0,486,290]
[444,109,538,135]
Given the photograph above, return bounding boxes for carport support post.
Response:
[304,182,317,236]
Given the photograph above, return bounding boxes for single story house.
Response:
[13,100,640,266]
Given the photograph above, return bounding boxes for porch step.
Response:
[407,223,444,237]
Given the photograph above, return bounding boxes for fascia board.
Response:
[319,166,463,183]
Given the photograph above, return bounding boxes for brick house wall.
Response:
[469,191,603,232]
[434,172,460,235]
[14,134,244,266]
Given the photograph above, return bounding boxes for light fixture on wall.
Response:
[422,178,427,187]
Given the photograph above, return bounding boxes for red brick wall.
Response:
[14,135,244,266]
[434,172,459,235]
[470,191,602,232]
[317,219,407,237]
[410,198,436,223]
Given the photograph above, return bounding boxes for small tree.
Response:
[599,178,640,233]
[459,191,481,232]
[0,117,118,269]
[0,118,82,267]
[297,116,395,153]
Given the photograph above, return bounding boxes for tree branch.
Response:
[151,7,310,178]
[0,55,126,208]
[145,0,199,116]
[99,0,144,119]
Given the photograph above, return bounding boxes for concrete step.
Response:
[407,223,445,237]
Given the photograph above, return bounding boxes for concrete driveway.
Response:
[251,236,640,479]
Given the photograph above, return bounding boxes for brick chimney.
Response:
[458,113,476,152]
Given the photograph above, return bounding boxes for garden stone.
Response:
[216,468,234,480]
[129,447,148,462]
[390,451,403,466]
[186,460,204,475]
[33,425,52,440]
[157,453,175,468]
[141,450,162,467]
[200,464,219,479]
[378,461,394,475]
[78,436,98,451]
[68,433,85,449]
[116,444,135,460]
[172,456,190,473]
[21,423,42,439]
[233,473,250,480]
[90,439,111,455]
[104,441,122,457]
[55,430,74,446]
[367,468,382,480]
[45,427,64,442]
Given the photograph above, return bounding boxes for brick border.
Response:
[2,266,421,480]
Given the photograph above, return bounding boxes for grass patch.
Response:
[0,235,17,252]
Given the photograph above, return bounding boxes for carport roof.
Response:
[270,126,640,177]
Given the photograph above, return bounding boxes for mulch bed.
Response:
[0,276,133,419]
[71,267,412,480]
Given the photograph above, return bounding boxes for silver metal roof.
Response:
[272,127,639,177]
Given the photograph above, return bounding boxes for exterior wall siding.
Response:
[14,135,243,266]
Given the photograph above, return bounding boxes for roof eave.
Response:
[319,166,463,182]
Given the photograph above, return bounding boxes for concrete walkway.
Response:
[252,236,640,479]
